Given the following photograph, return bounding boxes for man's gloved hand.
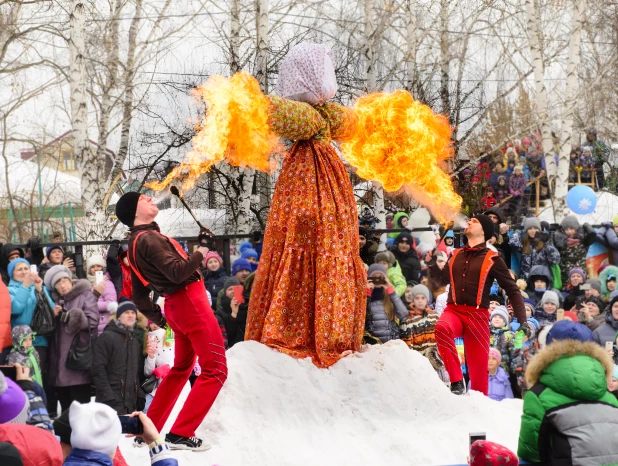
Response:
[520,321,534,339]
[602,222,613,230]
[197,228,215,249]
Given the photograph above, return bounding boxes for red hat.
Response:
[469,440,518,466]
[563,311,578,322]
[204,251,223,267]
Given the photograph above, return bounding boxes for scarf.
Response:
[115,320,136,331]
[566,237,581,248]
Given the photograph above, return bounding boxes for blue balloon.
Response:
[566,185,597,214]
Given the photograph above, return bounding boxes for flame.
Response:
[147,72,284,192]
[341,90,462,222]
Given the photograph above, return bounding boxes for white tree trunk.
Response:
[255,0,269,93]
[230,0,241,75]
[236,167,256,233]
[405,0,418,93]
[364,0,385,237]
[439,0,450,117]
[71,1,104,240]
[114,0,142,181]
[364,0,376,92]
[525,0,555,182]
[556,0,586,221]
[372,181,388,251]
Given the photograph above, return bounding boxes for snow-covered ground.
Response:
[120,340,523,466]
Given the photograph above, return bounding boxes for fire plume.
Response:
[341,90,461,222]
[147,72,284,192]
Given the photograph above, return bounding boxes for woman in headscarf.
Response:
[245,43,367,368]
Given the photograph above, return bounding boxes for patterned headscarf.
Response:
[276,43,337,105]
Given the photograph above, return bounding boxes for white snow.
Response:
[120,340,523,466]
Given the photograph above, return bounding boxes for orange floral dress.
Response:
[245,96,367,368]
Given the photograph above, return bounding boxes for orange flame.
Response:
[147,72,284,192]
[341,90,462,222]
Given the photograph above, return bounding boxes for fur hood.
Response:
[60,279,92,302]
[526,339,613,389]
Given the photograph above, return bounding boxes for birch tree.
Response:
[69,0,96,238]
[554,0,586,220]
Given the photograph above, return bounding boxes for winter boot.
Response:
[165,433,211,452]
[450,380,466,395]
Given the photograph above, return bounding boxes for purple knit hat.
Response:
[569,267,586,281]
[0,372,29,424]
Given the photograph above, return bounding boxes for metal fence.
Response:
[15,227,455,278]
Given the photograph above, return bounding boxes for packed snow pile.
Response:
[120,340,523,465]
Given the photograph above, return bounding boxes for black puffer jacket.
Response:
[393,249,421,284]
[92,321,142,414]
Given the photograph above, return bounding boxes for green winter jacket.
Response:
[388,212,409,239]
[518,339,618,465]
[387,261,407,297]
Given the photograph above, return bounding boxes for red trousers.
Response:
[147,281,227,438]
[434,304,490,395]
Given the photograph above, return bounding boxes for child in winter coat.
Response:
[609,365,618,400]
[508,165,528,221]
[364,264,408,344]
[579,146,595,183]
[509,317,540,397]
[374,251,407,297]
[7,324,42,386]
[388,212,409,239]
[85,255,117,335]
[489,306,514,372]
[143,321,175,413]
[535,291,560,325]
[510,217,560,281]
[551,216,596,287]
[399,284,438,353]
[481,187,497,211]
[202,251,229,300]
[600,265,618,301]
[487,348,514,401]
[518,321,618,464]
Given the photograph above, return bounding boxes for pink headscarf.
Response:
[276,43,338,105]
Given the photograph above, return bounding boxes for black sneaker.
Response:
[450,380,467,395]
[133,437,146,448]
[165,433,211,452]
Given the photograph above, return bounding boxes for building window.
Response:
[63,150,74,170]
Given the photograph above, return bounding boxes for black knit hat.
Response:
[53,408,72,444]
[115,191,141,227]
[473,214,495,242]
[116,300,138,320]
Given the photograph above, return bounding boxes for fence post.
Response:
[535,178,540,216]
[74,244,84,279]
[222,238,231,275]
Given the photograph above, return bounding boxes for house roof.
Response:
[20,130,117,161]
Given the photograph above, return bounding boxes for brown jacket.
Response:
[441,244,526,324]
[128,223,203,324]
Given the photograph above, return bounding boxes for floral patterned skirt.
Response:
[245,140,367,368]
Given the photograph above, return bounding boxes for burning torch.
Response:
[170,186,215,248]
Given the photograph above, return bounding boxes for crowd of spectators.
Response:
[455,129,613,221]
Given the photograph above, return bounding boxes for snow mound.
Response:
[120,340,522,465]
